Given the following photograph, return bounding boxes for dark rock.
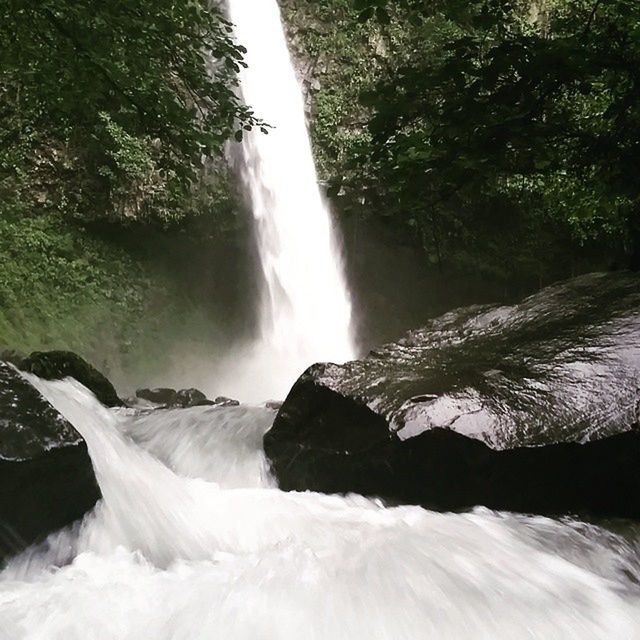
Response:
[134,387,218,409]
[134,387,221,409]
[19,351,123,407]
[214,396,240,407]
[265,272,640,519]
[0,362,100,564]
[266,400,283,411]
[135,387,178,406]
[176,388,215,407]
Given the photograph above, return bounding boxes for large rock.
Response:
[0,363,100,564]
[265,272,640,519]
[19,351,123,407]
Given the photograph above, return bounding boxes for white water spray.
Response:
[2,377,640,639]
[224,0,356,401]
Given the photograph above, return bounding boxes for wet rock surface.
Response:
[19,351,123,407]
[136,387,179,406]
[0,362,99,564]
[134,388,236,409]
[176,388,216,407]
[265,272,640,519]
[214,396,240,407]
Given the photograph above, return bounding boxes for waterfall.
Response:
[224,0,357,401]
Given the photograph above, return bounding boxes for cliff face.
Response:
[278,0,380,182]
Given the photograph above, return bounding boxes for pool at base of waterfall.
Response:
[1,376,639,640]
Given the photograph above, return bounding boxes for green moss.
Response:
[0,202,179,383]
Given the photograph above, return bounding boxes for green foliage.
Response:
[0,199,234,385]
[334,0,639,282]
[0,1,258,382]
[0,201,151,356]
[100,113,155,180]
[0,0,260,223]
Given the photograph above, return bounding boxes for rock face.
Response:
[0,362,100,564]
[19,351,123,407]
[265,272,640,519]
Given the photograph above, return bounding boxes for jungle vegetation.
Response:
[1,0,638,368]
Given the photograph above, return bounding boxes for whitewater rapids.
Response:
[1,377,640,639]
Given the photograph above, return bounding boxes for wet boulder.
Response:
[214,396,240,407]
[176,388,215,407]
[19,351,123,407]
[0,362,100,564]
[265,272,640,519]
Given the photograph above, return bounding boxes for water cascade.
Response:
[224,0,356,401]
[2,376,640,639]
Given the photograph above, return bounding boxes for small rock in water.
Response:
[176,388,215,408]
[135,387,178,406]
[134,387,218,408]
[214,396,240,407]
[122,396,160,410]
[266,400,283,411]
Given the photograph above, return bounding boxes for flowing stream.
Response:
[221,0,356,402]
[1,377,640,639]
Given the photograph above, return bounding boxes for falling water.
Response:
[224,0,356,401]
[2,377,640,639]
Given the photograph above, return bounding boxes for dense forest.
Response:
[285,0,639,280]
[1,0,638,382]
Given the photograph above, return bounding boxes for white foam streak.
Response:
[223,0,357,402]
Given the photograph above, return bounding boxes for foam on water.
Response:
[1,377,640,639]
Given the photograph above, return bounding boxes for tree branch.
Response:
[583,0,603,37]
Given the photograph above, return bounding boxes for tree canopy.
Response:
[339,0,639,280]
[0,0,261,223]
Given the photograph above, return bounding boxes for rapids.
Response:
[1,376,640,639]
